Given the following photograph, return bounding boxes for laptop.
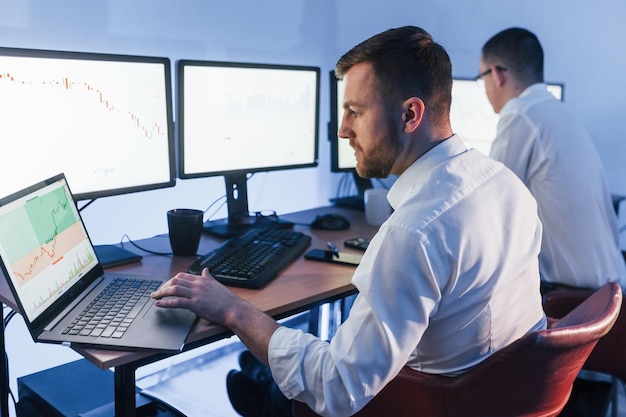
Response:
[0,173,197,351]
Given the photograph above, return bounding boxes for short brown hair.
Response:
[335,26,452,125]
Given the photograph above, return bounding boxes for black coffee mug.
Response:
[167,209,203,256]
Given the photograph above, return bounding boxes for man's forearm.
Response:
[225,300,281,366]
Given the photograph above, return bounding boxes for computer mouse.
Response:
[310,214,351,231]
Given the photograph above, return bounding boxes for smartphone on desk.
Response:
[304,249,362,266]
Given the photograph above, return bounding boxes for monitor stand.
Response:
[202,173,293,239]
[330,171,373,211]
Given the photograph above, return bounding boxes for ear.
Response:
[402,98,425,133]
[492,65,506,88]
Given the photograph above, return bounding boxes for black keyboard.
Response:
[188,227,312,288]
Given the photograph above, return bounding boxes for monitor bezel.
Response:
[177,59,321,181]
[0,46,177,201]
[329,70,357,173]
[547,81,565,101]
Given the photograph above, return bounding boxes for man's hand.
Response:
[151,268,243,325]
[151,268,279,365]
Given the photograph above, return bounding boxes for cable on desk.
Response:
[120,234,178,257]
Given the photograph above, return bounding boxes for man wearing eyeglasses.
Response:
[479,29,625,415]
[478,27,626,293]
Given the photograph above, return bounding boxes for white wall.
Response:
[1,0,625,245]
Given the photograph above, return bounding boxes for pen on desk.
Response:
[327,241,340,258]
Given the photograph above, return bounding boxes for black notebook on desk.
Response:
[94,244,142,269]
[0,173,196,351]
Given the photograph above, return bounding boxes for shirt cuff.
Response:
[268,325,319,399]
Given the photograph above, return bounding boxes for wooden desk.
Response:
[0,205,376,416]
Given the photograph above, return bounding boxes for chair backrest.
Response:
[543,282,626,380]
[294,282,622,417]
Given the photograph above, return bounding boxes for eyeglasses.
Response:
[474,66,507,86]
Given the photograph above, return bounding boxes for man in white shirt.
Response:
[478,27,626,290]
[479,27,625,417]
[152,26,546,417]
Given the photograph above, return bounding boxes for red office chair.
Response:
[543,282,626,417]
[294,282,622,417]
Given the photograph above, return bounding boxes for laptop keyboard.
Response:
[62,277,161,339]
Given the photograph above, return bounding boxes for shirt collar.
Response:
[520,82,549,98]
[500,82,549,114]
[387,135,467,210]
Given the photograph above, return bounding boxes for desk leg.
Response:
[340,294,356,322]
[308,306,320,337]
[114,364,136,417]
[0,306,8,417]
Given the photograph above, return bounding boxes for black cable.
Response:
[6,356,15,414]
[201,174,255,222]
[120,234,174,256]
[334,174,343,198]
[292,221,314,227]
[335,172,354,199]
[2,309,15,329]
[2,307,18,413]
[77,198,97,212]
[342,173,354,197]
[204,195,227,222]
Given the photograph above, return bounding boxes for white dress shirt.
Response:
[268,136,546,417]
[490,83,626,289]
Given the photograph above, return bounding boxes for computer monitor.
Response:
[450,78,564,154]
[177,60,320,237]
[0,47,176,202]
[328,71,372,210]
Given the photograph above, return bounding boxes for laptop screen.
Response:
[0,175,99,322]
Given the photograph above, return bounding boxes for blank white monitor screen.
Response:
[451,78,564,155]
[178,60,319,178]
[0,47,175,201]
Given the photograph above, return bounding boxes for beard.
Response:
[353,122,404,179]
